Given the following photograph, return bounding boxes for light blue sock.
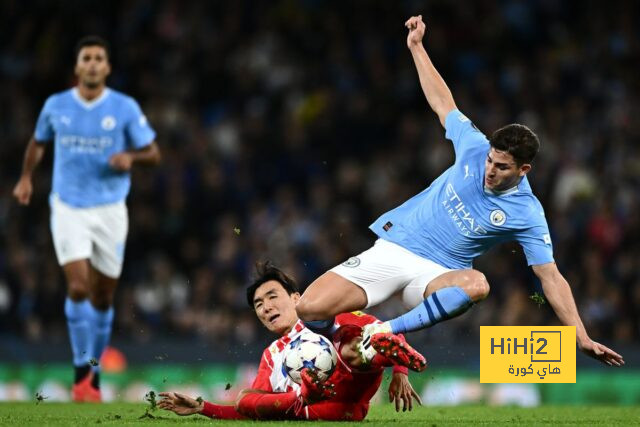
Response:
[90,305,114,372]
[389,287,473,334]
[64,298,93,367]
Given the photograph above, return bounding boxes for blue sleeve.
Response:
[516,216,555,266]
[34,97,55,143]
[444,109,489,159]
[124,98,156,149]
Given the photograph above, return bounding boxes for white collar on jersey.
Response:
[483,182,519,197]
[287,320,305,337]
[72,87,110,110]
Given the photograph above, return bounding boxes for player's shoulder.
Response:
[106,88,139,107]
[43,88,74,106]
[508,182,547,223]
[264,338,281,360]
[446,110,488,137]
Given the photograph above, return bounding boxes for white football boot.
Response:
[357,322,393,364]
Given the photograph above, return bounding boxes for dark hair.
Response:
[246,262,300,308]
[489,124,540,165]
[74,35,111,61]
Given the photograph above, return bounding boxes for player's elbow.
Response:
[149,143,162,165]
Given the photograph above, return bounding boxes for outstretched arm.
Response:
[158,391,246,419]
[13,137,46,205]
[405,15,456,127]
[532,262,624,366]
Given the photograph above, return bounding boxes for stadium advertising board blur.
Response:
[480,326,576,383]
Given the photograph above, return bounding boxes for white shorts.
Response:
[50,194,128,278]
[330,239,454,309]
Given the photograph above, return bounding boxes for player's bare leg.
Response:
[89,266,118,309]
[63,259,91,301]
[296,271,367,321]
[423,269,489,301]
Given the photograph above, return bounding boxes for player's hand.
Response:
[405,15,426,49]
[578,339,624,367]
[13,176,33,205]
[158,391,204,416]
[388,372,421,412]
[109,152,134,171]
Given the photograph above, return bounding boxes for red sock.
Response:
[370,353,409,375]
[371,352,393,369]
[237,391,301,420]
[200,402,247,419]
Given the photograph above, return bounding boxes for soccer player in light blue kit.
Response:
[296,16,623,367]
[13,36,161,401]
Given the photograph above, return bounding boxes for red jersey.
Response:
[251,311,407,406]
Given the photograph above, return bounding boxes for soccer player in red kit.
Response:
[159,263,425,421]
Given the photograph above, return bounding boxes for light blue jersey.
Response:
[34,87,156,207]
[370,109,553,269]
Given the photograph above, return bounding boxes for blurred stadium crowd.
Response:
[1,0,638,354]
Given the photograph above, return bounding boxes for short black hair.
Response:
[489,123,540,165]
[74,35,111,61]
[246,262,300,309]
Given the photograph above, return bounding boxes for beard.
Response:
[82,77,103,89]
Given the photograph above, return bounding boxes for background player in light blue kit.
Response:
[296,15,623,368]
[12,36,161,401]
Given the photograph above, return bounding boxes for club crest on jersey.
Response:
[101,115,116,130]
[342,257,361,268]
[490,209,507,226]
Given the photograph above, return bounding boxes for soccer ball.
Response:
[283,331,338,384]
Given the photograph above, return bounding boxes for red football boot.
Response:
[71,372,102,403]
[299,368,336,404]
[370,333,427,372]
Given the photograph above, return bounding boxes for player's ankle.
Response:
[369,352,392,369]
[74,365,91,384]
[356,339,377,364]
[91,371,100,389]
[381,321,393,334]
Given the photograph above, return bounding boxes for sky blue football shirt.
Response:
[369,109,553,269]
[34,87,156,207]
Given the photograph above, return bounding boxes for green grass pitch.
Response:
[0,403,638,426]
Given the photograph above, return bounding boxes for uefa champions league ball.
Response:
[283,331,338,384]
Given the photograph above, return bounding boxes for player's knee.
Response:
[467,271,490,302]
[90,290,114,310]
[67,280,89,300]
[234,389,251,412]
